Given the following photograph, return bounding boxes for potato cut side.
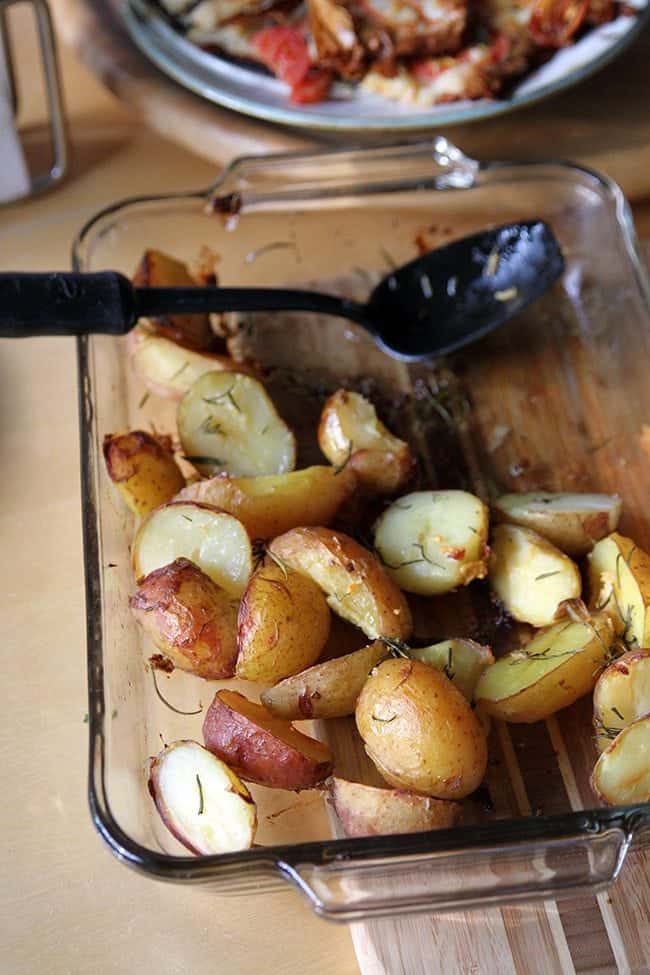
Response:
[269,526,412,642]
[493,492,622,557]
[260,640,389,719]
[475,614,615,723]
[203,690,333,791]
[177,370,296,478]
[591,714,650,805]
[132,501,252,596]
[147,740,256,855]
[407,639,495,701]
[317,389,415,495]
[132,249,215,351]
[588,533,650,647]
[327,777,462,838]
[176,465,357,539]
[103,430,185,517]
[373,490,489,596]
[593,649,650,753]
[489,523,581,626]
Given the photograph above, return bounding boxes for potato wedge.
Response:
[130,558,238,679]
[489,524,581,626]
[132,249,215,351]
[373,490,489,596]
[269,527,412,642]
[406,639,494,701]
[260,640,389,719]
[103,430,185,517]
[176,465,357,539]
[588,533,650,647]
[475,613,615,723]
[327,777,462,838]
[177,370,296,478]
[132,501,252,596]
[356,658,487,799]
[590,714,650,805]
[202,690,333,790]
[493,491,622,557]
[318,389,415,495]
[236,561,331,684]
[148,740,256,854]
[593,649,650,752]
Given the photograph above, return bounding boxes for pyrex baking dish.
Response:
[74,137,650,921]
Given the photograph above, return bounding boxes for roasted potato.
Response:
[407,639,494,701]
[202,690,333,791]
[132,249,216,351]
[132,501,252,596]
[176,465,357,539]
[177,370,296,478]
[130,558,238,679]
[260,640,389,719]
[590,714,650,805]
[588,533,650,647]
[147,740,256,854]
[269,527,412,642]
[327,777,462,838]
[103,430,185,517]
[356,658,488,799]
[317,389,415,494]
[475,613,615,723]
[373,490,489,596]
[593,649,650,752]
[236,561,331,684]
[493,491,622,557]
[489,524,581,626]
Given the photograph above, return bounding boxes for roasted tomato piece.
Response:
[252,26,311,86]
[290,68,333,103]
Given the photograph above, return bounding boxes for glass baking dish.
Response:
[73,137,650,921]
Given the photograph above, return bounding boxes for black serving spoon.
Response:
[0,221,563,361]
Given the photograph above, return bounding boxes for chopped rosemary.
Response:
[181,515,193,523]
[625,545,638,568]
[266,548,290,580]
[611,706,625,721]
[138,390,151,409]
[168,360,190,382]
[183,454,223,467]
[375,548,427,570]
[535,571,561,581]
[443,646,455,682]
[380,636,411,658]
[244,240,296,264]
[379,245,398,269]
[196,774,205,815]
[260,424,270,435]
[372,713,397,723]
[151,669,202,716]
[197,415,223,436]
[413,542,444,570]
[203,383,241,413]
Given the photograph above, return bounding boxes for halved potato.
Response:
[317,389,415,495]
[177,370,296,478]
[236,560,331,684]
[588,533,650,647]
[407,639,494,701]
[327,777,462,838]
[176,465,357,539]
[202,690,333,791]
[132,501,252,596]
[373,490,489,596]
[356,658,487,799]
[269,527,412,642]
[590,714,650,805]
[147,740,256,854]
[103,430,185,517]
[132,249,215,351]
[474,613,615,723]
[593,649,650,752]
[260,640,389,719]
[489,524,581,626]
[493,492,622,557]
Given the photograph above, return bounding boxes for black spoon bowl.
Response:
[0,221,564,361]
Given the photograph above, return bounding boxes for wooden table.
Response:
[0,6,648,975]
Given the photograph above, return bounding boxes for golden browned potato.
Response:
[130,558,238,679]
[236,561,331,684]
[260,640,389,719]
[177,371,296,477]
[593,649,650,752]
[318,389,415,494]
[373,490,489,596]
[489,524,581,626]
[202,690,333,791]
[176,465,357,539]
[474,613,615,723]
[269,527,412,642]
[493,492,622,557]
[103,430,185,517]
[327,777,462,838]
[588,533,650,647]
[407,639,494,701]
[132,249,216,351]
[356,658,487,799]
[590,714,650,805]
